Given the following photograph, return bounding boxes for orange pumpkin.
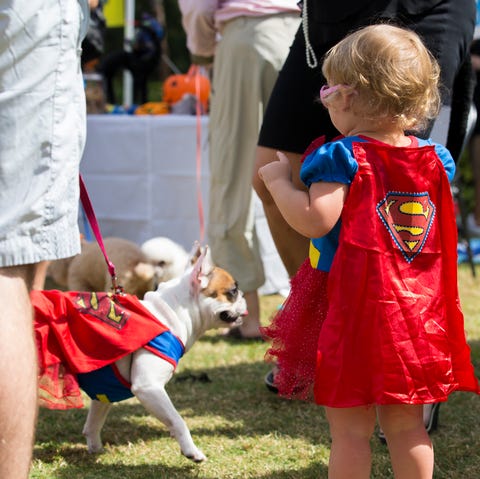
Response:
[162,65,210,112]
[134,102,170,115]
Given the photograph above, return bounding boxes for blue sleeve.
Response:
[433,144,455,182]
[300,139,358,187]
[417,138,456,182]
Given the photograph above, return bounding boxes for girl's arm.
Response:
[259,152,347,238]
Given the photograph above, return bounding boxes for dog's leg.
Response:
[82,399,112,453]
[131,348,207,462]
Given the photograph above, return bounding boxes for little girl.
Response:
[259,24,479,479]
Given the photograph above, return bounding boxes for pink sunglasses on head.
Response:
[319,84,352,103]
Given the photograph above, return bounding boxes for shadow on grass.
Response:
[33,335,480,478]
[31,461,201,479]
[33,461,329,479]
[35,358,327,445]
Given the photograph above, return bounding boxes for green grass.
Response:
[30,265,480,478]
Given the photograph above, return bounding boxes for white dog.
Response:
[75,246,247,462]
[141,236,190,285]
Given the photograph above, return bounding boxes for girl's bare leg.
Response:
[324,406,377,479]
[377,404,434,479]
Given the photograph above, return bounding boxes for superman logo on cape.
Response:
[377,192,435,262]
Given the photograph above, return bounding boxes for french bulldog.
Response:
[79,246,247,462]
[31,247,247,462]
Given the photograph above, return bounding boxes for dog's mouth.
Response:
[219,310,241,323]
[219,307,248,323]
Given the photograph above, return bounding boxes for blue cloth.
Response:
[77,365,133,403]
[77,330,184,403]
[145,330,184,366]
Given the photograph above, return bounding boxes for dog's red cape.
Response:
[32,290,168,409]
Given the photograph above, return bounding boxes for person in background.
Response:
[253,0,476,425]
[0,1,89,477]
[82,0,107,72]
[259,24,480,478]
[178,0,300,339]
[99,12,164,104]
[468,38,480,236]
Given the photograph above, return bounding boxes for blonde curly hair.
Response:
[321,23,441,132]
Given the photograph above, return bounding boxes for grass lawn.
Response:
[30,265,480,478]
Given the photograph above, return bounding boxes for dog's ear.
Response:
[189,245,214,294]
[187,241,203,266]
[199,246,214,277]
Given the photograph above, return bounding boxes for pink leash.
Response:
[79,175,124,294]
[192,65,205,244]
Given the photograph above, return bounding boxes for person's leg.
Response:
[255,27,339,277]
[207,19,264,338]
[324,405,376,479]
[131,59,152,105]
[208,14,300,338]
[239,291,261,337]
[98,50,130,104]
[0,265,38,479]
[253,146,309,277]
[377,404,434,479]
[32,260,50,290]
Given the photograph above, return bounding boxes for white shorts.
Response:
[0,0,89,267]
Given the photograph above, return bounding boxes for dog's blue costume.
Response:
[77,331,184,403]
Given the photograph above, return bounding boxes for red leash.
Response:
[79,175,124,294]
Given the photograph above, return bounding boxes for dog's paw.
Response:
[182,447,207,463]
[87,444,104,454]
[86,440,104,454]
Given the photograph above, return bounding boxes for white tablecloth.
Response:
[80,114,289,295]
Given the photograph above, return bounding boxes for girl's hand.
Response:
[258,151,292,187]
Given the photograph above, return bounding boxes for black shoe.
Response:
[424,402,440,433]
[264,370,278,394]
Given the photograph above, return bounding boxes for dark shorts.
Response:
[258,0,476,153]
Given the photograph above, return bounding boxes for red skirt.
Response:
[262,259,328,401]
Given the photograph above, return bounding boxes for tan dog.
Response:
[48,237,190,298]
[46,236,88,288]
[67,237,155,298]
